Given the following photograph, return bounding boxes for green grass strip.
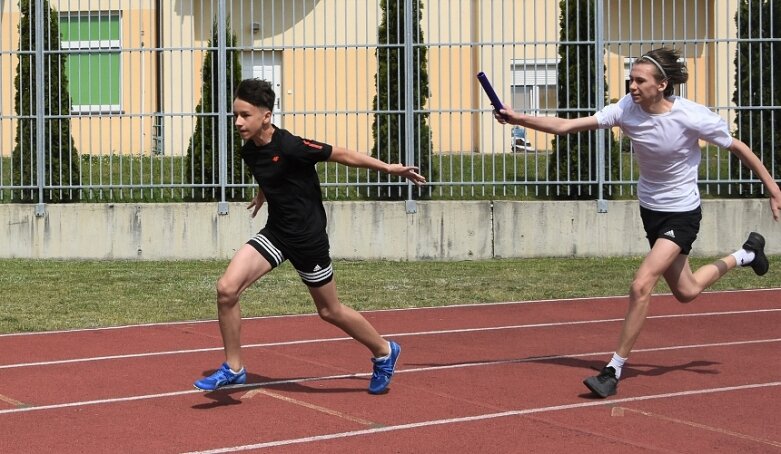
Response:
[1,256,778,334]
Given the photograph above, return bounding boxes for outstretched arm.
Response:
[728,139,781,221]
[495,105,599,135]
[328,146,427,186]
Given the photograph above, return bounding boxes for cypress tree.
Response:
[370,0,433,199]
[549,0,616,199]
[185,19,248,201]
[13,0,81,202]
[731,0,780,195]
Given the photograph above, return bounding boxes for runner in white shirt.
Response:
[494,47,781,398]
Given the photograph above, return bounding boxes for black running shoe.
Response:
[742,232,769,276]
[583,366,618,398]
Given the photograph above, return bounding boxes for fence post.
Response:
[216,0,229,215]
[34,0,46,217]
[403,0,416,213]
[594,0,607,213]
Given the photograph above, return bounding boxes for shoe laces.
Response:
[597,367,616,381]
[372,358,394,378]
[210,366,235,383]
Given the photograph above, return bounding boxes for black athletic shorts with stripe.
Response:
[640,205,702,255]
[247,227,334,287]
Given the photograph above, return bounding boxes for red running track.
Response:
[0,289,779,453]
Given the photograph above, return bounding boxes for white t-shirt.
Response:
[595,94,734,211]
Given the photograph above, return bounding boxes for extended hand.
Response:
[494,104,517,125]
[388,164,426,186]
[770,191,781,221]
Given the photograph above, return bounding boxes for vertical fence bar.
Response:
[594,0,607,212]
[216,0,228,214]
[34,0,45,216]
[403,0,416,212]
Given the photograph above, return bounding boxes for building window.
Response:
[510,59,558,115]
[60,12,121,113]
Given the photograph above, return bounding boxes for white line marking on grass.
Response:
[180,381,781,453]
[3,287,778,338]
[0,338,778,416]
[2,308,779,369]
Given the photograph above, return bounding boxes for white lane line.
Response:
[2,308,779,370]
[0,337,778,416]
[3,287,778,338]
[180,381,781,453]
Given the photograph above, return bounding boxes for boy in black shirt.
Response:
[194,78,425,394]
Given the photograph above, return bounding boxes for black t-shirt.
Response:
[241,126,333,244]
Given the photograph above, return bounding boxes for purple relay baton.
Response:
[476,72,505,114]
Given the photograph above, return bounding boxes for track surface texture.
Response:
[1,289,779,453]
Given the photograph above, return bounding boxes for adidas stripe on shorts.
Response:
[247,229,334,287]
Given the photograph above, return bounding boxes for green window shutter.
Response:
[68,53,120,107]
[61,13,121,112]
[61,14,119,42]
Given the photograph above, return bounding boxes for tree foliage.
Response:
[185,19,249,201]
[370,0,433,199]
[731,0,780,195]
[13,0,81,202]
[549,0,617,199]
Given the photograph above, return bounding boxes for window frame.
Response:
[510,58,559,116]
[60,11,122,114]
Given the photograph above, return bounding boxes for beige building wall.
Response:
[0,1,158,157]
[280,48,376,152]
[0,2,18,158]
[425,1,478,154]
[0,0,750,159]
[159,0,204,157]
[603,0,740,142]
[476,0,561,154]
[604,0,726,107]
[713,1,740,127]
[234,1,379,152]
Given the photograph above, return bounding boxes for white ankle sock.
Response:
[374,341,392,360]
[731,249,756,267]
[607,353,627,379]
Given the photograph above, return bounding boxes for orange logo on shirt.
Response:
[272,155,280,162]
[303,140,323,150]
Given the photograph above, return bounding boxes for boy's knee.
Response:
[629,278,654,300]
[216,277,240,305]
[316,305,344,324]
[671,289,698,303]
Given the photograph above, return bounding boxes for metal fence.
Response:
[0,0,778,211]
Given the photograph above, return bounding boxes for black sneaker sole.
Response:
[743,232,769,276]
[583,376,617,398]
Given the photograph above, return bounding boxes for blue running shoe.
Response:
[368,341,401,394]
[193,362,246,391]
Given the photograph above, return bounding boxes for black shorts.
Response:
[640,205,702,255]
[246,228,333,287]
